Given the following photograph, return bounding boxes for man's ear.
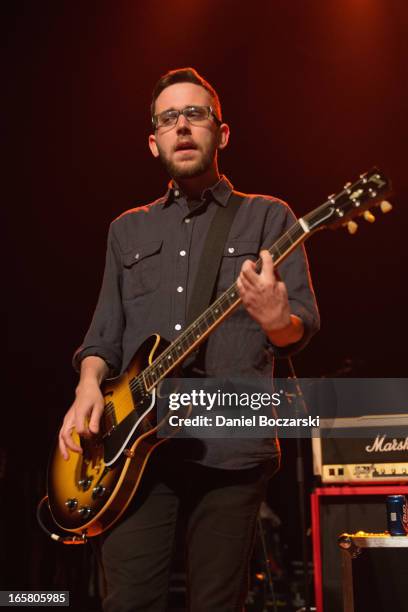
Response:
[217,123,230,150]
[149,133,159,158]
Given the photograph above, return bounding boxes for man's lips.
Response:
[174,141,198,152]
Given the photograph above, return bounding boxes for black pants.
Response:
[101,451,280,612]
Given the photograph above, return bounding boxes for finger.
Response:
[58,432,69,461]
[240,259,258,285]
[62,426,83,452]
[59,428,83,458]
[237,272,252,293]
[76,424,91,437]
[259,250,275,280]
[276,280,289,301]
[236,277,250,306]
[89,401,104,434]
[74,411,91,437]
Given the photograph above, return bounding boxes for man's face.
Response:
[149,82,228,180]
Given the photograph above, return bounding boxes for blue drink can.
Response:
[386,495,408,536]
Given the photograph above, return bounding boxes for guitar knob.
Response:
[363,211,375,223]
[92,485,107,499]
[64,498,78,510]
[347,221,358,235]
[78,478,92,491]
[77,506,93,519]
[380,200,392,214]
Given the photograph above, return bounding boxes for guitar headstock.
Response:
[304,168,392,234]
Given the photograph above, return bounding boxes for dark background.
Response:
[2,0,407,607]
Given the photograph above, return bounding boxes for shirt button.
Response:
[174,323,182,331]
[179,250,186,257]
[228,247,235,254]
[135,253,140,259]
[177,286,183,293]
[174,189,180,197]
[184,218,191,224]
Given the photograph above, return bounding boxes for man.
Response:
[59,68,319,611]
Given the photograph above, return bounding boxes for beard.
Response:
[157,142,217,180]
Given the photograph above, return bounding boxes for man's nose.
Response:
[176,113,191,133]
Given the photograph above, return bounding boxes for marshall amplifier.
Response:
[312,414,408,484]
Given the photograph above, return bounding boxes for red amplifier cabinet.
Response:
[311,485,408,612]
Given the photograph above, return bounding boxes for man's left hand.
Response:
[236,250,291,332]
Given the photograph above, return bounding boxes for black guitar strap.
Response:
[186,190,244,326]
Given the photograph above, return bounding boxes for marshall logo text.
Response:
[365,434,408,453]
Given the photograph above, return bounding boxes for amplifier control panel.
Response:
[321,463,408,483]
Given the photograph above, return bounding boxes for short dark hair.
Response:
[151,67,222,121]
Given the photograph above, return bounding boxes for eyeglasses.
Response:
[152,105,221,130]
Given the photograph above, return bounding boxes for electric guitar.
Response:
[47,168,392,537]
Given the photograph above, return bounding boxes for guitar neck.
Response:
[142,217,311,391]
[142,165,392,391]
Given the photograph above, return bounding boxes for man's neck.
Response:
[174,168,221,200]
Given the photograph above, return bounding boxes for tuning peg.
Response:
[347,220,358,234]
[363,211,375,223]
[380,200,392,214]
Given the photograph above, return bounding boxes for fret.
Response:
[270,245,280,260]
[221,289,236,306]
[228,286,238,300]
[165,353,174,365]
[290,224,304,242]
[178,336,188,352]
[197,318,209,334]
[207,307,218,322]
[273,240,288,256]
[212,303,222,316]
[174,342,183,355]
[275,234,292,253]
[303,202,333,228]
[271,223,304,261]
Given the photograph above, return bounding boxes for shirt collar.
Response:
[162,175,234,207]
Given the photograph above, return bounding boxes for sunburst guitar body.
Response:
[47,334,181,536]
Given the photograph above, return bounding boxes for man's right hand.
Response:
[58,356,109,460]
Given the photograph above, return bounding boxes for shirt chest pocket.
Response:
[122,240,163,300]
[216,241,260,294]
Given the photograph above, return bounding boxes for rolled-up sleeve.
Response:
[262,201,320,357]
[72,222,124,375]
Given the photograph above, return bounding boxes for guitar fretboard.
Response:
[141,219,307,390]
